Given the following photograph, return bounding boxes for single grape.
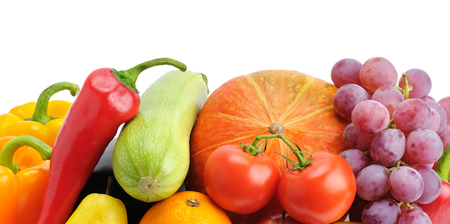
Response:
[438,96,450,125]
[352,100,390,134]
[356,164,391,201]
[424,97,447,133]
[398,68,432,99]
[371,85,404,117]
[359,57,398,92]
[425,108,440,132]
[361,198,401,224]
[421,163,435,168]
[331,58,363,88]
[406,129,444,164]
[392,98,432,134]
[398,208,432,224]
[339,149,371,176]
[333,84,370,120]
[389,166,424,203]
[370,128,406,167]
[400,148,434,168]
[343,123,376,151]
[412,164,442,204]
[437,124,450,149]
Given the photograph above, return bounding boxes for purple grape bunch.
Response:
[332,57,450,223]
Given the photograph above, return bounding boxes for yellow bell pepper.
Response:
[0,82,79,147]
[0,135,52,224]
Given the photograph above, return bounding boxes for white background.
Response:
[1,1,449,113]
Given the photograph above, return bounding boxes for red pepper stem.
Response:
[112,58,187,93]
[434,145,450,182]
[30,82,80,125]
[0,135,52,173]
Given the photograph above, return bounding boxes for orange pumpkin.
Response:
[186,70,350,223]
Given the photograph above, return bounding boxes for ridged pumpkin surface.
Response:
[186,70,350,223]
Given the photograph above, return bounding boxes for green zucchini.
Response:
[112,70,208,202]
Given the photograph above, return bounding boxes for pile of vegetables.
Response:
[1,56,448,224]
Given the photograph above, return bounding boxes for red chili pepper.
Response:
[36,58,187,224]
[421,145,450,223]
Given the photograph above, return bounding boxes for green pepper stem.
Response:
[112,58,187,93]
[31,82,80,125]
[434,145,450,182]
[0,135,52,173]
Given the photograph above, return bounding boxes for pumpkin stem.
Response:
[269,123,284,134]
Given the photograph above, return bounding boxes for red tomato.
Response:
[203,144,279,214]
[277,151,356,223]
[421,180,450,223]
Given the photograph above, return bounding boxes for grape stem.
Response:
[388,160,409,171]
[394,73,413,99]
[398,201,413,209]
[387,119,397,129]
[401,73,413,99]
[402,73,409,99]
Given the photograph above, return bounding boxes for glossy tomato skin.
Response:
[277,151,356,223]
[203,144,279,214]
[421,180,450,223]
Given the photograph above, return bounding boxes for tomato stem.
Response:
[241,133,310,168]
[240,143,263,156]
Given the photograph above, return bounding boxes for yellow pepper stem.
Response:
[0,135,52,173]
[31,82,79,124]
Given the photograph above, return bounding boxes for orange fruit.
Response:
[139,191,231,224]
